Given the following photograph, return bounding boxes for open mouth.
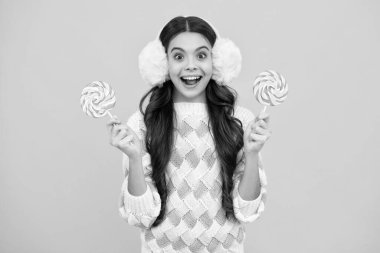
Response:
[180,76,202,86]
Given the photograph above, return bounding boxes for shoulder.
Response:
[233,105,255,130]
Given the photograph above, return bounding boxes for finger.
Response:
[255,128,272,140]
[256,119,269,129]
[120,134,134,146]
[120,133,141,149]
[106,118,121,132]
[254,126,267,135]
[257,111,270,124]
[106,118,120,125]
[112,129,130,147]
[112,124,128,137]
[250,133,268,142]
[106,117,121,128]
[118,128,129,139]
[258,110,269,119]
[244,120,256,139]
[108,114,121,124]
[111,124,121,137]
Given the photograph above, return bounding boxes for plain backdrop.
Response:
[1,0,379,252]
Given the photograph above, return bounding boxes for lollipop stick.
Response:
[255,106,268,123]
[258,106,269,159]
[258,107,267,160]
[106,110,114,119]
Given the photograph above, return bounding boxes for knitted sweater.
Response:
[119,102,267,253]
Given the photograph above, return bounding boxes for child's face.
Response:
[167,32,213,103]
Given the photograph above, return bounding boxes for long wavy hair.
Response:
[139,16,244,227]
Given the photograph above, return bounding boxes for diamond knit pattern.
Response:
[119,103,267,253]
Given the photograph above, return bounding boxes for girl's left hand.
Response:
[244,111,272,155]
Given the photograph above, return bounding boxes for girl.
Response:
[107,16,271,253]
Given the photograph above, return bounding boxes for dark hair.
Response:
[139,16,244,227]
[159,16,217,52]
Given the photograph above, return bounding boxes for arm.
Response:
[232,150,267,223]
[127,154,147,196]
[118,111,161,229]
[232,106,269,223]
[238,152,261,201]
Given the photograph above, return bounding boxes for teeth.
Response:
[182,76,201,80]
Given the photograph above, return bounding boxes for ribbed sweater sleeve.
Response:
[232,106,268,223]
[118,110,161,229]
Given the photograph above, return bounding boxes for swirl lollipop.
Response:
[80,81,116,119]
[253,70,288,112]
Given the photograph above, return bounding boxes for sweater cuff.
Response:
[123,185,155,215]
[233,158,267,222]
[236,188,262,212]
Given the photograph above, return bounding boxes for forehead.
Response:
[168,32,211,51]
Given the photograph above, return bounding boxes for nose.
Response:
[185,57,198,71]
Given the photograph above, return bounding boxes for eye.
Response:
[173,53,184,61]
[197,52,208,60]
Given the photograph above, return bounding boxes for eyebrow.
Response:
[170,46,210,53]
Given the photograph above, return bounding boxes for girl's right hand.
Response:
[106,116,142,159]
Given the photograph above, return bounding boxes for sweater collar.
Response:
[173,102,208,116]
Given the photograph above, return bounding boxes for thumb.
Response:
[257,110,270,124]
[244,120,255,139]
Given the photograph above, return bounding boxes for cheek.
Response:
[201,60,213,76]
[168,61,182,76]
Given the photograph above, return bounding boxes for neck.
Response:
[173,102,208,116]
[172,91,206,103]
